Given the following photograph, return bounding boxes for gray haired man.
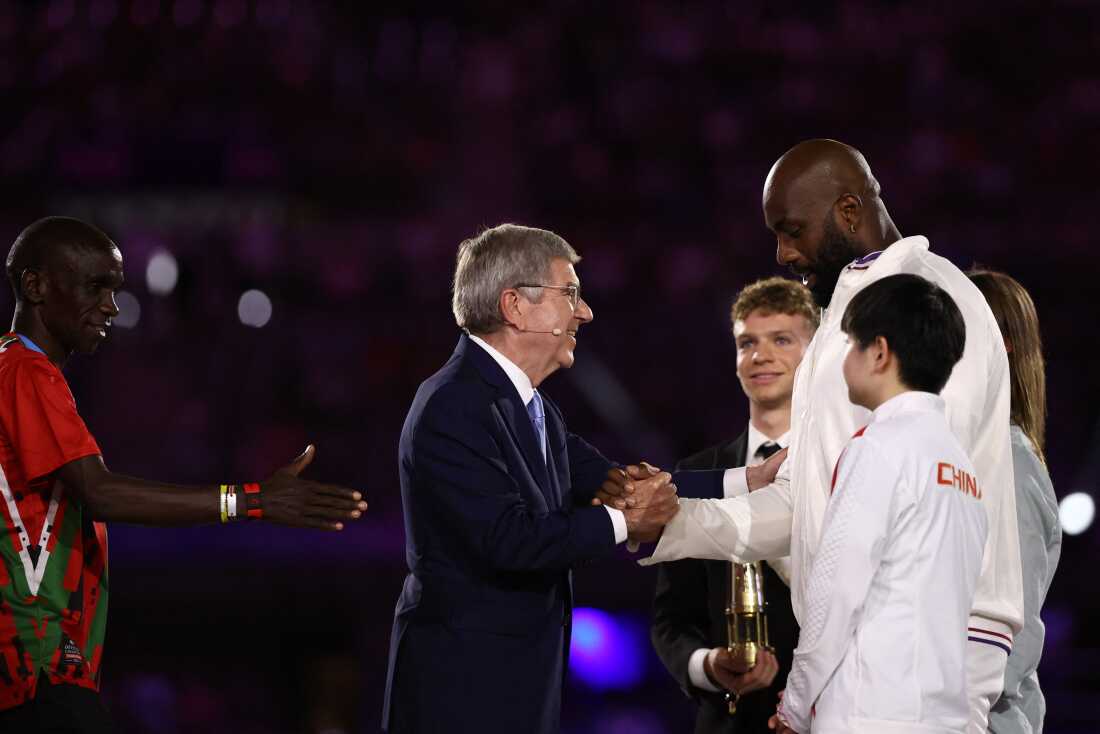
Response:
[382,224,680,734]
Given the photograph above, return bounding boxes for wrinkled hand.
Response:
[767,690,799,733]
[260,445,367,531]
[623,474,678,543]
[746,447,788,491]
[705,648,779,696]
[594,461,661,509]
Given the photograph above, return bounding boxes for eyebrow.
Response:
[737,329,795,340]
[779,218,805,230]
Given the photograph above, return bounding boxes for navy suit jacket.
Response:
[383,335,722,733]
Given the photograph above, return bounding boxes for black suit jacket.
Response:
[650,432,800,734]
[383,335,618,734]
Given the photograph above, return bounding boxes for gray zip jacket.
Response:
[989,425,1062,733]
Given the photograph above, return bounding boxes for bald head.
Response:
[762,140,901,307]
[763,139,881,214]
[7,217,119,301]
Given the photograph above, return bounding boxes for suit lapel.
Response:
[542,404,565,508]
[493,392,554,502]
[457,334,555,503]
[723,431,749,469]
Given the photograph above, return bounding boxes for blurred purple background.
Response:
[1,1,1097,732]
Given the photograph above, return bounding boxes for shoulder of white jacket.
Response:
[898,247,1005,341]
[863,409,948,451]
[844,421,896,460]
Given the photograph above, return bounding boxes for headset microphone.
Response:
[526,328,564,336]
[553,328,562,336]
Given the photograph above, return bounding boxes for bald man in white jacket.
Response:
[625,141,1023,734]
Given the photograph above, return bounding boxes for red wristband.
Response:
[244,482,263,519]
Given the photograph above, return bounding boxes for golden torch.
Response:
[725,561,771,714]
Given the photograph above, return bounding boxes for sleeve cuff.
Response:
[688,647,721,692]
[723,467,749,497]
[605,505,628,544]
[779,689,810,733]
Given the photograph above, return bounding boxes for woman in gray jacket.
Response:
[969,269,1062,734]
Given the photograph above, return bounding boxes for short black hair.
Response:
[6,217,117,301]
[841,273,966,394]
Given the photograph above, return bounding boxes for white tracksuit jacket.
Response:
[642,237,1024,697]
[777,392,987,734]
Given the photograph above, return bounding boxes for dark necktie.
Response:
[756,441,781,461]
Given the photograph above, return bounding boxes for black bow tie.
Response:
[756,441,781,460]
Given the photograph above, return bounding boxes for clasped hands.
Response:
[592,461,677,543]
[705,647,779,699]
[591,448,789,544]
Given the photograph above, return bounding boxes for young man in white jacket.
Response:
[773,273,987,734]
[610,139,1023,733]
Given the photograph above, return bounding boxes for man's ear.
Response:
[20,268,47,305]
[835,193,864,234]
[498,288,524,330]
[872,335,892,374]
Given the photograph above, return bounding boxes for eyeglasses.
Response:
[515,283,582,309]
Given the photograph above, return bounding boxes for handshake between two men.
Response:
[593,450,789,544]
[593,461,679,544]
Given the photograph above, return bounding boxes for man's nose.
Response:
[102,293,120,317]
[776,236,799,267]
[575,296,593,323]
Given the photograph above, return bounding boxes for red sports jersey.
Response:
[0,333,106,710]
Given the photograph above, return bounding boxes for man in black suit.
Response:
[384,224,716,734]
[651,277,818,732]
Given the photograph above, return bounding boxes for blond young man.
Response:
[651,277,817,733]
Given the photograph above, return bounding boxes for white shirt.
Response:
[747,425,790,466]
[778,392,987,734]
[688,426,791,693]
[642,236,1024,641]
[468,334,628,544]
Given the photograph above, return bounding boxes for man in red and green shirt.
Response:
[0,217,367,732]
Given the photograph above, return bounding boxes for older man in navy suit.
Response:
[383,224,685,734]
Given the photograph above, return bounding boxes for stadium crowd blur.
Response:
[0,1,1097,732]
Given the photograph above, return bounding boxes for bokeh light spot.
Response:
[569,608,645,690]
[146,250,179,296]
[237,289,273,328]
[1059,492,1094,535]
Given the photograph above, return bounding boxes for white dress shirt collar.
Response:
[468,333,536,405]
[747,422,790,464]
